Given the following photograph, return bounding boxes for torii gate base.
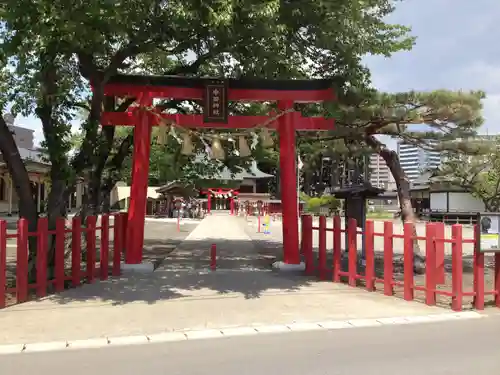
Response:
[101,75,335,272]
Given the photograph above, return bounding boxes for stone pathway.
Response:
[160,212,277,271]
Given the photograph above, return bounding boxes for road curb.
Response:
[0,311,483,355]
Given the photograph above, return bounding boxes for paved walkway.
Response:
[0,213,453,345]
[160,211,276,271]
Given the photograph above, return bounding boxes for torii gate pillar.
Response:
[277,100,301,266]
[125,97,153,266]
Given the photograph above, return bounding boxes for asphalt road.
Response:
[2,316,500,375]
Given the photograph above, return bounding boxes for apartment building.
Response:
[0,115,49,214]
[369,153,396,190]
[397,141,442,182]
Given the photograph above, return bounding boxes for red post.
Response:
[434,222,445,285]
[403,222,414,301]
[55,218,66,292]
[451,224,463,311]
[333,216,341,282]
[0,220,6,308]
[383,221,394,296]
[348,218,357,287]
[365,220,375,292]
[36,217,49,298]
[71,217,82,287]
[318,216,327,279]
[425,222,437,306]
[126,99,153,264]
[277,100,300,265]
[230,198,234,215]
[100,215,109,280]
[86,216,97,283]
[16,218,29,303]
[210,244,216,271]
[112,213,123,276]
[301,215,314,275]
[121,212,128,247]
[495,252,500,308]
[473,223,485,310]
[207,194,211,214]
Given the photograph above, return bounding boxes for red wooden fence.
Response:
[0,212,127,309]
[300,215,500,311]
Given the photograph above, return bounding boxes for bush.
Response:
[303,194,341,215]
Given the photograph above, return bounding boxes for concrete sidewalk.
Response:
[0,213,452,345]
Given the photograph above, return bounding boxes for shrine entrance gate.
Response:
[100,75,335,268]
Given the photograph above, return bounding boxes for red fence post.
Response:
[86,216,97,283]
[473,223,485,310]
[36,217,48,298]
[210,244,217,271]
[383,221,394,296]
[71,217,82,287]
[348,218,357,287]
[495,252,500,308]
[100,214,110,280]
[0,220,6,308]
[54,218,66,292]
[365,220,375,292]
[451,224,463,311]
[112,213,123,276]
[425,222,437,306]
[434,222,445,285]
[333,216,342,282]
[121,212,128,254]
[318,216,327,279]
[403,222,414,301]
[301,215,314,275]
[16,218,29,303]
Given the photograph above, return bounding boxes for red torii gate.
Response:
[100,75,335,270]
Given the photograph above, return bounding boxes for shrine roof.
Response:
[106,74,333,92]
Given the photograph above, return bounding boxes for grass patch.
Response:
[366,211,394,219]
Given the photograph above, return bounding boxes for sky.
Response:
[12,0,500,146]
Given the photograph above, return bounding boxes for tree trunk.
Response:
[0,116,38,221]
[0,115,40,281]
[304,169,312,195]
[365,135,425,274]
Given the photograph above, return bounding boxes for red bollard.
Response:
[364,220,375,292]
[318,216,327,279]
[301,215,313,275]
[332,216,342,282]
[434,222,445,285]
[451,225,463,311]
[210,244,217,271]
[347,218,357,287]
[403,222,414,301]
